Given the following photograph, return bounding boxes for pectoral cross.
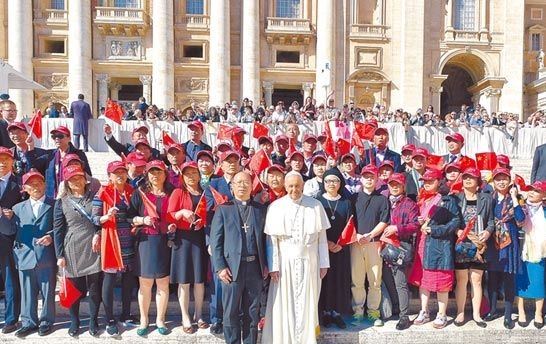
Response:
[242,223,250,233]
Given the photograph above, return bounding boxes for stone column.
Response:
[241,0,260,104]
[262,81,273,107]
[302,82,314,101]
[110,82,122,100]
[7,0,34,117]
[96,74,110,111]
[152,0,174,109]
[209,0,231,106]
[483,88,501,114]
[445,0,454,33]
[68,0,93,109]
[139,75,152,104]
[429,74,447,115]
[479,0,488,31]
[351,0,359,24]
[315,0,334,105]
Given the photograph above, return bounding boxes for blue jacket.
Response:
[12,197,56,270]
[359,147,402,172]
[423,195,461,270]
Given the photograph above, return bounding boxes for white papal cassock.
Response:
[262,195,330,344]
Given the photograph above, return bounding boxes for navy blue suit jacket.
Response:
[12,197,56,270]
[210,200,267,281]
[360,147,402,172]
[104,136,161,160]
[531,143,546,183]
[0,174,23,255]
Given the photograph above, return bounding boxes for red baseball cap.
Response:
[388,173,406,186]
[22,171,44,185]
[268,164,286,174]
[134,139,151,149]
[374,127,389,135]
[497,154,511,168]
[420,168,444,181]
[62,153,82,169]
[196,150,214,161]
[401,144,416,154]
[303,133,318,143]
[188,121,204,132]
[217,142,232,152]
[50,126,70,137]
[166,143,185,153]
[444,162,462,172]
[311,154,327,164]
[132,125,149,135]
[7,122,27,133]
[107,161,127,174]
[275,135,289,143]
[412,148,429,159]
[63,165,85,180]
[126,152,147,167]
[180,161,199,174]
[528,181,546,193]
[492,167,511,179]
[220,150,241,163]
[446,133,465,144]
[379,160,395,170]
[0,147,13,158]
[233,126,247,135]
[258,136,273,145]
[462,167,481,179]
[287,151,304,161]
[145,160,167,173]
[340,153,356,162]
[361,164,379,176]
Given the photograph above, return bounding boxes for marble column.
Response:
[429,75,447,115]
[110,82,122,100]
[445,0,454,33]
[241,0,260,104]
[479,0,488,31]
[483,88,501,114]
[315,0,334,105]
[302,82,314,101]
[209,0,231,106]
[262,81,273,107]
[139,75,152,104]
[152,0,174,109]
[96,74,110,111]
[7,0,34,117]
[68,0,92,109]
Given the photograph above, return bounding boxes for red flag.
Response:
[252,174,265,195]
[427,154,445,170]
[351,131,365,156]
[337,215,357,246]
[514,174,529,191]
[459,155,476,171]
[337,138,351,157]
[217,124,235,140]
[380,232,401,248]
[59,270,82,308]
[162,131,176,146]
[209,185,228,210]
[138,189,159,219]
[286,137,298,156]
[232,132,244,151]
[323,137,337,159]
[354,121,376,141]
[253,122,269,139]
[449,179,463,194]
[28,110,43,139]
[194,194,208,226]
[475,152,497,171]
[457,216,477,244]
[105,99,124,125]
[249,149,271,175]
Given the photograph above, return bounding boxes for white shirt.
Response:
[30,195,46,218]
[0,172,12,196]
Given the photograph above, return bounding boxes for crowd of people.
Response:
[0,96,546,343]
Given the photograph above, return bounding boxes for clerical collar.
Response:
[322,193,341,201]
[234,198,250,206]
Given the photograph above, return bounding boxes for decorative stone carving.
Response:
[106,38,142,60]
[139,75,152,85]
[355,48,382,68]
[38,74,68,90]
[177,78,209,93]
[538,49,545,69]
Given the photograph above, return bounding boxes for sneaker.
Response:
[367,310,384,327]
[413,310,430,325]
[106,321,119,336]
[396,316,411,330]
[432,314,448,329]
[351,314,366,324]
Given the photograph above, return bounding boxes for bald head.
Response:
[231,171,253,201]
[285,171,304,201]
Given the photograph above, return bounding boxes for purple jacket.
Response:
[390,195,420,240]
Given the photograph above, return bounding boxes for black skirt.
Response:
[170,230,208,284]
[135,234,171,279]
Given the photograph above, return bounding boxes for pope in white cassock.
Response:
[262,171,331,344]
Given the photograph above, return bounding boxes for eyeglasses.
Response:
[51,134,66,140]
[232,181,250,186]
[324,179,341,184]
[1,109,17,113]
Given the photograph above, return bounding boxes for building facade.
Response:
[0,0,545,119]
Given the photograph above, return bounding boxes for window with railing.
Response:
[276,0,301,18]
[50,0,65,10]
[532,33,542,51]
[113,0,139,8]
[186,0,204,15]
[453,0,475,31]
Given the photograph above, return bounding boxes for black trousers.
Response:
[487,271,515,319]
[222,261,262,344]
[102,271,135,322]
[69,272,102,325]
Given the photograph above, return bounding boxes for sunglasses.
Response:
[51,134,66,140]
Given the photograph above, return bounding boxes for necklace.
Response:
[236,201,253,234]
[326,198,339,220]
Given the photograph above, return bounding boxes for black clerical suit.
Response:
[210,199,267,344]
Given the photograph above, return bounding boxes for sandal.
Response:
[183,326,196,334]
[197,320,209,329]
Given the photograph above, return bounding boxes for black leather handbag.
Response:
[380,239,414,267]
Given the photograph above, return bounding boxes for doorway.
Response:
[272,88,303,109]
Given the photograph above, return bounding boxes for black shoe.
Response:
[89,320,99,337]
[474,320,487,328]
[14,326,37,338]
[68,322,79,337]
[120,315,140,327]
[332,315,347,329]
[321,313,333,327]
[210,322,223,335]
[504,318,514,330]
[396,316,411,331]
[484,312,501,322]
[534,321,544,329]
[106,321,119,336]
[38,324,52,336]
[518,320,529,328]
[2,324,17,334]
